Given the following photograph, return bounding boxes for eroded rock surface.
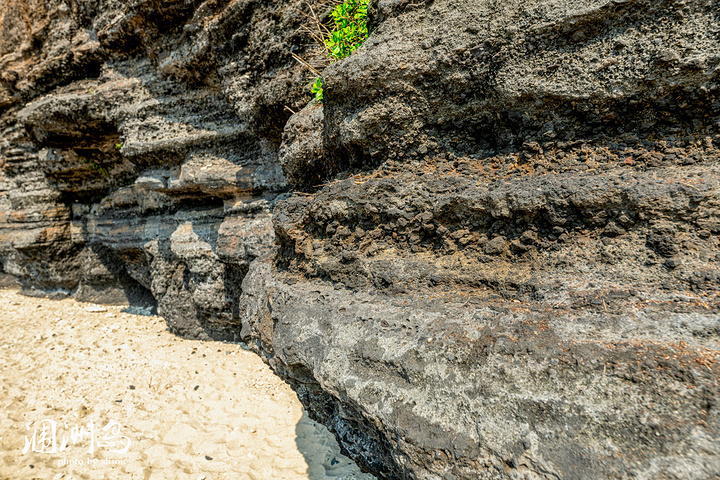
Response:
[243,155,720,479]
[0,0,310,333]
[1,0,719,479]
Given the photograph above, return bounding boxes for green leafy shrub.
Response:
[312,0,368,102]
[325,0,369,60]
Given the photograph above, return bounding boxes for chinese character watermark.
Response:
[23,419,131,455]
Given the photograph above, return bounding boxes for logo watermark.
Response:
[57,457,129,467]
[22,419,131,455]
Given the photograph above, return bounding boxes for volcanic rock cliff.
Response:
[1,1,719,479]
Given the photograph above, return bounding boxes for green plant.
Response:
[311,0,369,102]
[115,143,122,150]
[311,77,324,102]
[80,156,108,177]
[325,0,369,61]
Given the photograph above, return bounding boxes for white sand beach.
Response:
[0,287,373,480]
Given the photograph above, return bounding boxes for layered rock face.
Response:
[0,0,307,334]
[2,1,719,479]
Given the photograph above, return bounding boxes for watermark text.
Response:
[23,419,131,455]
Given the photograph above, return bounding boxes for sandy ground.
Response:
[0,287,374,480]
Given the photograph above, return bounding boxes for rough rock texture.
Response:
[279,101,328,189]
[1,0,720,479]
[244,158,720,479]
[323,0,720,166]
[0,0,314,325]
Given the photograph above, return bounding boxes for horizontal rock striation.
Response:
[0,0,312,329]
[249,156,720,479]
[1,0,719,479]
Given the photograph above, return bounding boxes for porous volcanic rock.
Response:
[0,0,313,329]
[279,101,328,190]
[242,155,720,479]
[322,0,720,166]
[251,0,720,478]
